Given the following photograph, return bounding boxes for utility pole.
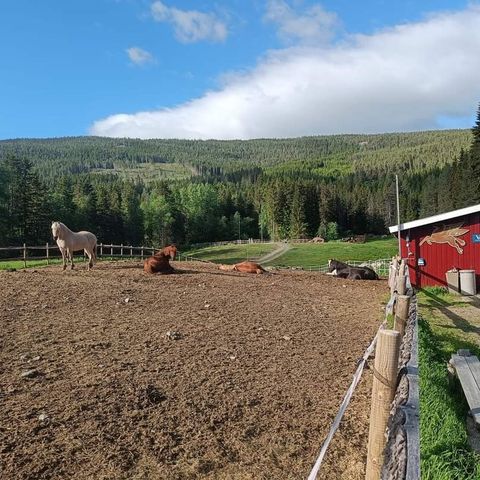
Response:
[396,174,401,258]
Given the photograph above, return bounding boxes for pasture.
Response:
[1,261,386,479]
[265,238,398,268]
[184,242,278,264]
[183,238,397,268]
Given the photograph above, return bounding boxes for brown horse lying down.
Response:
[219,261,267,274]
[158,245,177,260]
[144,252,174,274]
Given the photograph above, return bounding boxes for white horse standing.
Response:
[51,221,97,270]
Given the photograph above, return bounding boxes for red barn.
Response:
[389,204,480,290]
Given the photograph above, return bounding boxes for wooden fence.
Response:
[367,257,419,480]
[0,243,393,280]
[0,243,159,268]
[308,257,419,480]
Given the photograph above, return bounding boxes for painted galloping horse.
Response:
[419,223,469,254]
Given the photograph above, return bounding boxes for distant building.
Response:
[389,204,480,290]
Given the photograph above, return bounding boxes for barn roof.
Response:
[389,203,480,233]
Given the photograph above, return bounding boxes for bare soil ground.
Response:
[0,260,386,480]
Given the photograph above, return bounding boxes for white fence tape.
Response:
[307,323,385,480]
[307,257,402,479]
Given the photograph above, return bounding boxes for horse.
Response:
[327,259,379,280]
[156,245,177,260]
[51,221,97,271]
[144,251,175,274]
[219,261,267,274]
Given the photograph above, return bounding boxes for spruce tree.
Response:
[469,103,480,202]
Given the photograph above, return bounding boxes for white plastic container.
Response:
[459,270,477,296]
[445,269,460,295]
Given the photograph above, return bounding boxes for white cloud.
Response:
[126,46,155,66]
[264,0,339,44]
[92,6,480,140]
[151,1,227,43]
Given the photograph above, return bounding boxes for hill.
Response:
[0,129,471,181]
[0,126,476,248]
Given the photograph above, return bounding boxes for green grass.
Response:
[0,258,57,270]
[418,291,480,480]
[91,162,192,182]
[182,243,278,264]
[264,237,398,267]
[0,256,145,270]
[179,237,397,267]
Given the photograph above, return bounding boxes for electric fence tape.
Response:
[307,292,396,480]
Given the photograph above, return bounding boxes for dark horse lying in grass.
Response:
[327,259,379,280]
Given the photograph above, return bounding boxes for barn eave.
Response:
[389,203,480,234]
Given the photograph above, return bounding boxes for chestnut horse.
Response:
[144,251,174,274]
[219,261,267,274]
[159,245,177,260]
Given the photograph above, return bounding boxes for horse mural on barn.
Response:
[51,221,97,270]
[419,222,469,254]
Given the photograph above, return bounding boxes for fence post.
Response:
[23,243,27,268]
[365,329,401,480]
[120,244,124,257]
[100,243,103,257]
[389,256,398,295]
[141,246,144,260]
[394,295,411,336]
[46,242,49,265]
[396,273,407,295]
[395,259,407,295]
[130,245,133,257]
[110,245,113,257]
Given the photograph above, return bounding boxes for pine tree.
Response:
[469,103,480,202]
[289,186,308,239]
[2,155,50,243]
[0,160,9,245]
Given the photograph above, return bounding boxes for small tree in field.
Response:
[317,221,339,241]
[326,221,339,241]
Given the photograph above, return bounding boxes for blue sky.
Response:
[1,0,479,139]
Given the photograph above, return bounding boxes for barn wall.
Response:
[400,212,480,289]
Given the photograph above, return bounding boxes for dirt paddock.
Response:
[0,261,386,480]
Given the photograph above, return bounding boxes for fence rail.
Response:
[308,257,419,480]
[271,259,392,277]
[0,243,160,267]
[0,243,392,278]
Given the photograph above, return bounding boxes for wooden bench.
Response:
[449,350,480,426]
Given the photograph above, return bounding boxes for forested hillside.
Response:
[0,121,479,249]
[0,129,471,180]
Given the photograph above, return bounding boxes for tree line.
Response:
[0,107,479,248]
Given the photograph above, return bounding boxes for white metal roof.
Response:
[389,203,480,233]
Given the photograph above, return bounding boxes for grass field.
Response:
[91,162,192,182]
[183,242,278,264]
[0,256,144,270]
[184,237,398,267]
[0,258,66,270]
[418,288,480,480]
[264,238,398,267]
